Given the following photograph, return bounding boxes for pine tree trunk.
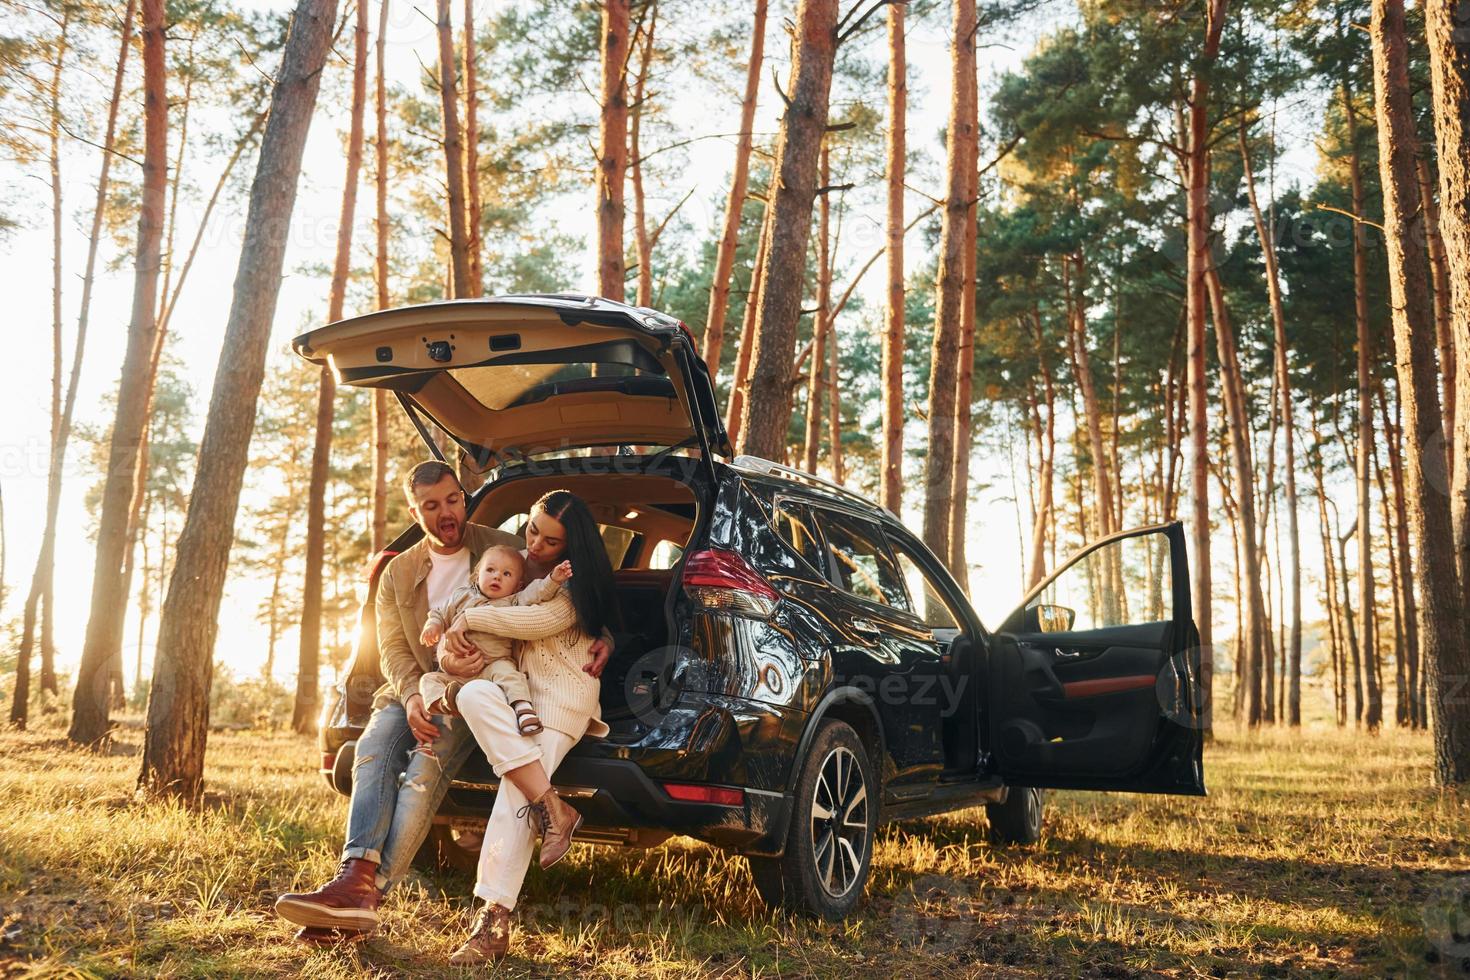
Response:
[1425,0,1470,778]
[1185,0,1227,677]
[1207,263,1268,725]
[138,0,338,798]
[725,196,773,451]
[1067,253,1115,542]
[1376,0,1469,784]
[802,146,831,475]
[296,0,367,734]
[372,0,391,556]
[1416,154,1455,442]
[1240,125,1303,725]
[1027,309,1056,588]
[597,0,630,301]
[921,0,976,562]
[1371,410,1407,725]
[37,8,72,700]
[736,0,838,461]
[21,0,139,720]
[630,8,655,308]
[67,0,166,744]
[1378,382,1420,726]
[1341,77,1381,730]
[702,0,767,366]
[880,0,906,512]
[434,0,471,297]
[949,89,979,578]
[462,0,482,296]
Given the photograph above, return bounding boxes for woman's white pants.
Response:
[455,678,577,910]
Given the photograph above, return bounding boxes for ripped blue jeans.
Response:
[340,699,478,892]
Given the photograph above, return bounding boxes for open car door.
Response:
[291,295,730,472]
[989,522,1205,795]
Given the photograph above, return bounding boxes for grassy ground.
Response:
[0,720,1464,978]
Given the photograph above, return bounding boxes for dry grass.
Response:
[0,719,1464,978]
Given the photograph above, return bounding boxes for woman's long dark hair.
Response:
[534,490,619,638]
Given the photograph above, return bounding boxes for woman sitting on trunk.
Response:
[435,489,618,965]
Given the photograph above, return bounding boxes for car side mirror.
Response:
[1035,603,1075,633]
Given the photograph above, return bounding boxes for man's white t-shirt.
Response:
[425,546,471,617]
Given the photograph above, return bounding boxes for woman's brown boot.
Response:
[448,902,512,964]
[519,788,584,869]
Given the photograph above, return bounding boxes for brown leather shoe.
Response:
[519,787,584,869]
[274,858,381,930]
[294,926,369,947]
[448,903,512,964]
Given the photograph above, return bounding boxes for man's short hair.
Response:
[403,460,460,500]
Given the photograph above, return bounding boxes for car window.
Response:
[647,539,683,569]
[815,509,909,610]
[772,498,827,574]
[1027,531,1173,632]
[890,543,961,629]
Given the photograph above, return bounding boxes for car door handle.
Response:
[850,618,882,641]
[1052,646,1083,660]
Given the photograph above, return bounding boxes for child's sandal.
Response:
[513,702,543,735]
[440,681,464,718]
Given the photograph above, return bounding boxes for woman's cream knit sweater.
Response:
[460,593,610,739]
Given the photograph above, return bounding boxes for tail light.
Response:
[661,782,745,806]
[682,549,778,617]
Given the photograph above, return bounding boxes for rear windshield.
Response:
[448,360,653,412]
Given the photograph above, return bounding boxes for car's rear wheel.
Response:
[985,785,1045,846]
[748,720,877,920]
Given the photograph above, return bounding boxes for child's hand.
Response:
[420,622,443,647]
[551,560,573,583]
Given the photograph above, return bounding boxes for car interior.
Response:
[463,472,699,721]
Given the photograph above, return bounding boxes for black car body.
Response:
[293,294,1206,918]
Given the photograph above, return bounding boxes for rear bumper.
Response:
[320,692,802,856]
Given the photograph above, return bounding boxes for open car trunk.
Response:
[291,295,730,475]
[460,470,700,723]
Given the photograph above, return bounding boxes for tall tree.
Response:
[725,195,773,450]
[1185,0,1227,685]
[949,43,979,580]
[296,0,368,735]
[597,0,630,301]
[67,0,167,743]
[138,0,339,798]
[15,0,101,724]
[38,4,69,698]
[702,0,768,366]
[372,0,391,555]
[922,0,977,564]
[436,0,471,297]
[880,0,906,513]
[1239,121,1303,726]
[462,0,482,296]
[803,144,832,474]
[736,0,838,460]
[1411,0,1470,783]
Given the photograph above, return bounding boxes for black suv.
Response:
[293,294,1205,920]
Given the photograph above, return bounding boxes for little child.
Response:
[418,544,572,736]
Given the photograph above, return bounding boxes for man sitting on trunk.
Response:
[272,460,609,943]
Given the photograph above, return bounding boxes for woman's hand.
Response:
[442,613,477,659]
[584,636,611,678]
[439,645,485,678]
